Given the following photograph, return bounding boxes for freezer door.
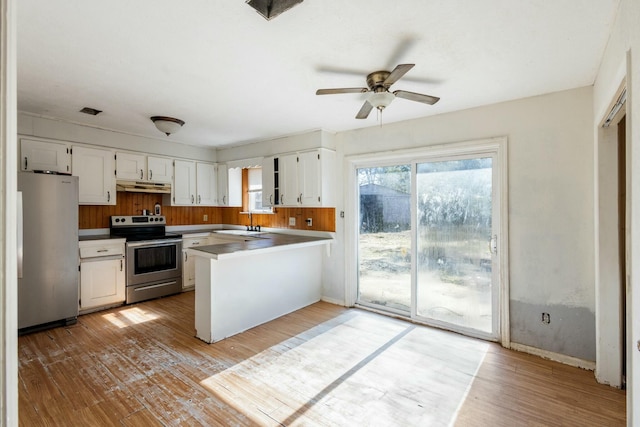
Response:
[17,173,79,330]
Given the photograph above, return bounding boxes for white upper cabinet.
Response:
[273,148,335,207]
[116,153,172,183]
[298,150,322,206]
[72,145,116,205]
[216,164,228,206]
[228,167,242,207]
[216,164,242,207]
[20,138,71,174]
[196,162,217,206]
[115,152,146,180]
[262,156,275,207]
[172,159,196,205]
[278,153,299,206]
[147,156,173,183]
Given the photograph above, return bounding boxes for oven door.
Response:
[126,239,183,286]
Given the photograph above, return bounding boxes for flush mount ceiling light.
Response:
[150,116,185,136]
[246,0,303,20]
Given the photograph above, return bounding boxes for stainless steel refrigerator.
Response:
[18,172,79,332]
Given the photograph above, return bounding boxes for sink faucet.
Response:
[246,212,260,232]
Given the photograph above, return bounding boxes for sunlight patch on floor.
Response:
[102,307,160,328]
[200,310,489,426]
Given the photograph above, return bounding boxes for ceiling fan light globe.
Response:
[368,91,395,110]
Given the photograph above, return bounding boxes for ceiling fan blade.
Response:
[384,64,415,87]
[316,88,368,95]
[386,37,419,70]
[393,90,440,105]
[356,101,373,119]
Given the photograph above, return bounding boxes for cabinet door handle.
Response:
[269,194,273,205]
[223,195,226,205]
[24,157,28,170]
[198,195,201,204]
[107,191,111,202]
[299,193,303,203]
[191,195,194,204]
[184,252,187,262]
[97,249,108,253]
[150,170,153,180]
[140,169,143,179]
[120,259,123,271]
[280,195,284,205]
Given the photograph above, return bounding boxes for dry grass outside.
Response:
[358,230,493,332]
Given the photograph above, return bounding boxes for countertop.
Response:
[187,232,331,259]
[79,234,123,242]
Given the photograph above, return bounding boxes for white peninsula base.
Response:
[192,242,326,343]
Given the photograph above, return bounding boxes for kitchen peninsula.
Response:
[187,231,332,343]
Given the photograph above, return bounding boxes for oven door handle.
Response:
[126,238,183,248]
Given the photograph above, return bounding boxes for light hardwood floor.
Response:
[19,292,626,426]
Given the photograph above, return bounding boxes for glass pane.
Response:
[416,158,493,333]
[248,167,262,190]
[358,165,411,312]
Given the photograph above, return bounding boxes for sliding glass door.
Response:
[357,165,412,314]
[415,157,495,335]
[355,143,502,341]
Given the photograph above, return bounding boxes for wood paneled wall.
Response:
[79,192,336,232]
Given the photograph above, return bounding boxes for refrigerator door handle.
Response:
[17,191,23,279]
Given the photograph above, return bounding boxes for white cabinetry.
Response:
[216,164,229,206]
[147,156,173,183]
[72,146,116,205]
[271,148,335,207]
[20,138,71,174]
[171,159,196,205]
[79,239,126,311]
[196,162,217,206]
[169,160,221,206]
[278,153,299,206]
[182,235,211,290]
[115,152,146,180]
[116,152,172,183]
[261,156,275,207]
[215,164,242,207]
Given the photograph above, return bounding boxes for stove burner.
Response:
[110,215,181,241]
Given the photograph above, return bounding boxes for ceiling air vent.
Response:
[246,0,303,20]
[79,107,102,116]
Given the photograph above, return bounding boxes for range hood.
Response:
[116,180,171,194]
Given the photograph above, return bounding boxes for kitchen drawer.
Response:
[183,237,211,248]
[79,240,125,259]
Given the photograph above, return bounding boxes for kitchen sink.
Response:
[214,230,266,237]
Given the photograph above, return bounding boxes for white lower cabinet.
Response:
[79,240,125,311]
[182,236,211,290]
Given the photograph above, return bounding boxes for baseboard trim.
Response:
[320,296,345,306]
[510,342,596,371]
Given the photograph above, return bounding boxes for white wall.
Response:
[593,0,640,420]
[17,113,217,162]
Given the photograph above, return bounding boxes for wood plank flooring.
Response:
[18,292,625,426]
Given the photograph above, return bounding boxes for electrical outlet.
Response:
[203,214,208,222]
[306,218,312,227]
[289,217,296,226]
[541,313,550,324]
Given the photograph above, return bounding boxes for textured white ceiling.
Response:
[17,0,619,148]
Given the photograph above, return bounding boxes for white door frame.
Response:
[1,0,19,423]
[345,137,510,345]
